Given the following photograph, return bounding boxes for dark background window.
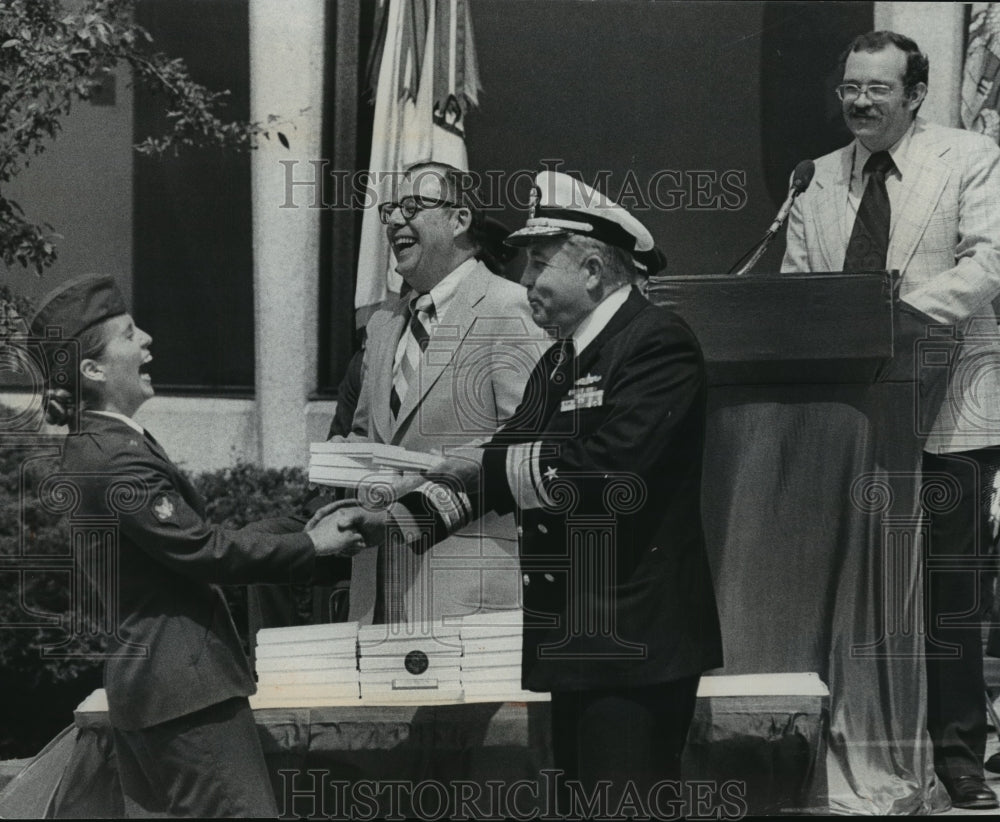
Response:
[133,0,255,395]
[318,0,375,396]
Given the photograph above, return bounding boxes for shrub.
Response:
[192,461,309,529]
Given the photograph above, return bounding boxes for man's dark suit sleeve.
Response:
[328,345,366,439]
[397,310,704,532]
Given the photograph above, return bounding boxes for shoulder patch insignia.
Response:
[152,495,175,522]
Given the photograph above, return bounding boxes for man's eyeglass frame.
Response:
[377,196,461,224]
[835,83,897,103]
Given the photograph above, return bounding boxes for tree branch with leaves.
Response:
[0,0,286,279]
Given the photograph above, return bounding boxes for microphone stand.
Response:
[727,230,780,277]
[728,160,814,277]
[727,187,804,277]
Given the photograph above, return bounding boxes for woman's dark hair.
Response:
[42,319,113,427]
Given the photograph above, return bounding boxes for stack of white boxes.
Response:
[308,442,437,488]
[249,613,552,708]
[459,611,550,703]
[250,622,360,708]
[357,624,464,704]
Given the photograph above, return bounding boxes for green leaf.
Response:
[277,131,289,149]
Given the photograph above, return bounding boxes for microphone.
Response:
[728,159,815,276]
[766,160,815,235]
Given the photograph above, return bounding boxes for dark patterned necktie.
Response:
[843,150,895,271]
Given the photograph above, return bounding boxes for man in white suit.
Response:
[783,31,1000,810]
[341,162,542,626]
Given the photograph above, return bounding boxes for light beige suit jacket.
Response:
[343,261,544,623]
[783,117,1000,452]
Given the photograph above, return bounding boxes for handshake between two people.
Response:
[303,447,484,557]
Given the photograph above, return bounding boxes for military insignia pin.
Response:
[153,495,175,522]
[528,184,541,219]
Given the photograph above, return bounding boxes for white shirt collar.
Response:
[87,409,145,435]
[422,257,477,322]
[572,285,631,355]
[852,119,915,186]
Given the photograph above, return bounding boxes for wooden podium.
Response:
[648,271,950,815]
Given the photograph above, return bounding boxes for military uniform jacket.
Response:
[59,412,328,730]
[416,289,724,692]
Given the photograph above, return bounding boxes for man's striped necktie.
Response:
[390,293,434,419]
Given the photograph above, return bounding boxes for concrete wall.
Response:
[131,397,337,473]
[874,2,965,127]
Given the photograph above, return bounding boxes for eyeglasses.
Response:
[836,83,896,103]
[377,196,459,224]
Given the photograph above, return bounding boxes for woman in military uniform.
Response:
[30,274,361,818]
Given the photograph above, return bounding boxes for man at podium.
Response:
[782,30,1000,811]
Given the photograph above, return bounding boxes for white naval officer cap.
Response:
[505,170,654,254]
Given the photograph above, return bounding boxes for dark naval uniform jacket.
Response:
[59,412,345,730]
[412,288,723,692]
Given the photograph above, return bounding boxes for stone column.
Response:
[249,0,326,467]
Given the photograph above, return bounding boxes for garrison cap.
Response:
[30,275,128,340]
[506,170,654,254]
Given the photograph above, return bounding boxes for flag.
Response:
[962,3,1000,142]
[354,0,482,326]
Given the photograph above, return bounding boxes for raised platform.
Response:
[0,673,828,818]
